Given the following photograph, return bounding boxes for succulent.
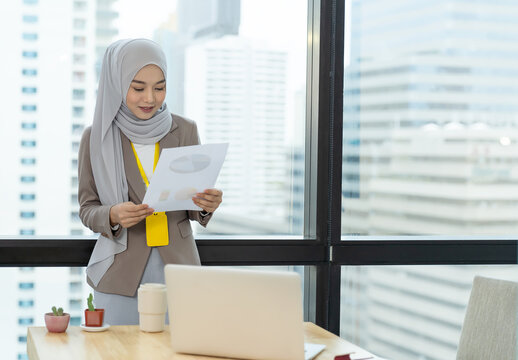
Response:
[87,293,95,312]
[51,306,64,316]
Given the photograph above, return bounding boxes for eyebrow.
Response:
[131,79,166,85]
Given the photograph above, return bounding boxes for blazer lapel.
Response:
[121,132,147,203]
[159,116,180,151]
[121,116,179,204]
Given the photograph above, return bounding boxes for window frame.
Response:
[1,0,516,337]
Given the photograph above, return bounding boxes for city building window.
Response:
[72,71,85,82]
[18,317,34,326]
[23,0,38,4]
[70,316,81,326]
[72,106,84,117]
[21,140,36,147]
[21,158,36,165]
[73,1,87,11]
[18,299,34,308]
[18,335,27,343]
[17,353,28,360]
[19,229,35,235]
[69,299,81,310]
[18,282,34,290]
[20,193,36,201]
[22,15,38,23]
[20,176,36,183]
[73,18,86,30]
[22,68,37,76]
[73,35,86,47]
[69,281,81,293]
[20,211,35,219]
[21,104,37,112]
[21,122,37,130]
[72,89,85,100]
[73,53,86,64]
[72,123,84,134]
[22,87,37,94]
[19,267,34,272]
[22,33,38,41]
[22,51,38,58]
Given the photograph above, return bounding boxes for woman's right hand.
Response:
[110,202,154,228]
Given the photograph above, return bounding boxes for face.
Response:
[126,64,166,120]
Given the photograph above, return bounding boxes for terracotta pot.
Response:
[84,309,105,327]
[44,313,70,333]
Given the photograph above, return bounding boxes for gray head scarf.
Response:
[87,39,172,287]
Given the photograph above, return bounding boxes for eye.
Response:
[155,87,165,91]
[133,87,144,92]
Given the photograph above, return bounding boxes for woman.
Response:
[78,39,222,325]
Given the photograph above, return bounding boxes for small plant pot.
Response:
[84,309,104,327]
[44,313,70,333]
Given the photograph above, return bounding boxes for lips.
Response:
[139,106,154,113]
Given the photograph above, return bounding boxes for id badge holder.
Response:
[145,212,169,247]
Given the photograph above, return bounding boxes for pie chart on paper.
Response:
[169,154,211,174]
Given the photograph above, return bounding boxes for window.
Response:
[22,68,37,76]
[72,89,85,100]
[18,282,34,290]
[23,0,38,4]
[21,122,37,130]
[73,36,86,47]
[72,106,84,117]
[21,140,36,147]
[22,15,38,23]
[20,211,35,219]
[19,229,35,235]
[73,18,86,30]
[18,300,34,308]
[20,193,36,201]
[22,87,37,94]
[21,104,37,112]
[22,33,38,41]
[22,51,38,59]
[20,176,36,183]
[17,335,27,343]
[21,158,36,165]
[18,318,34,326]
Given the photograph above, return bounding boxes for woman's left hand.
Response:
[192,189,223,213]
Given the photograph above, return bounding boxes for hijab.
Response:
[87,39,172,287]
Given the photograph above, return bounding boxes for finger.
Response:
[119,211,151,225]
[203,189,222,196]
[192,198,216,212]
[195,193,221,202]
[126,203,150,212]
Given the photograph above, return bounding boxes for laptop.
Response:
[164,264,326,360]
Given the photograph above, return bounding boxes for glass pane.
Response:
[0,267,89,360]
[340,265,518,360]
[0,0,307,237]
[342,0,518,236]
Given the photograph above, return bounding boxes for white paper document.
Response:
[143,143,228,212]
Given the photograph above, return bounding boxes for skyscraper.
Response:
[341,1,518,359]
[0,0,118,358]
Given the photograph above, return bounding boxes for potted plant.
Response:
[85,293,104,327]
[44,306,70,333]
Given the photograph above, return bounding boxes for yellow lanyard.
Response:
[130,142,160,187]
[130,142,169,247]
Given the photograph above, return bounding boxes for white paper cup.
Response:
[138,283,167,332]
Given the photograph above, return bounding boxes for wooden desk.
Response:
[27,322,378,360]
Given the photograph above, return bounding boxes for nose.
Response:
[143,88,155,104]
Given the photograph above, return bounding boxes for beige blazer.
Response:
[78,114,211,296]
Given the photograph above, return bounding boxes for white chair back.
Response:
[457,276,518,360]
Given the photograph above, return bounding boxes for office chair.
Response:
[456,276,517,360]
